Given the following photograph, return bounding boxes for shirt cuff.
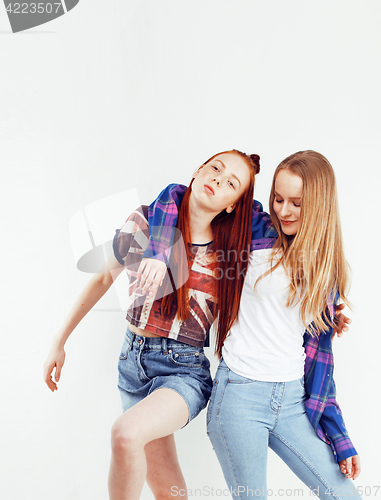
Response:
[331,434,358,463]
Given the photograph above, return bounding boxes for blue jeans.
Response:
[118,328,212,423]
[206,360,362,499]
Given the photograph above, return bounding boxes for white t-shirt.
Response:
[222,248,307,382]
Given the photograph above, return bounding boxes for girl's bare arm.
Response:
[43,255,124,391]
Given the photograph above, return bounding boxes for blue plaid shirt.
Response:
[145,183,358,463]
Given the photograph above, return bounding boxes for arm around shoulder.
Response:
[303,330,359,466]
[144,183,187,262]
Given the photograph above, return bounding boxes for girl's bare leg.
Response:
[145,435,188,500]
[108,388,189,500]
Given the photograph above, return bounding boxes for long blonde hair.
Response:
[263,150,350,334]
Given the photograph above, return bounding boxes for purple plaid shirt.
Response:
[145,183,358,463]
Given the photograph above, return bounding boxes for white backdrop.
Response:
[1,1,380,499]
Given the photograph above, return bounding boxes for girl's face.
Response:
[273,169,303,236]
[192,153,251,214]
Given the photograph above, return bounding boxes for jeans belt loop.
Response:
[162,337,168,354]
[129,334,135,351]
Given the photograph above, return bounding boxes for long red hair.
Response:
[161,150,259,357]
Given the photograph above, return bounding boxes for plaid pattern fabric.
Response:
[303,303,358,462]
[146,183,357,462]
[113,205,217,347]
[145,184,188,263]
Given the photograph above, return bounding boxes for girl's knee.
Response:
[110,417,143,457]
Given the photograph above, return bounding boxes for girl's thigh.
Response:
[113,388,189,448]
[269,391,361,499]
[207,363,274,496]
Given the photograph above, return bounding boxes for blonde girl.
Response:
[149,151,362,499]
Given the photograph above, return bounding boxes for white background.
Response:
[1,1,380,499]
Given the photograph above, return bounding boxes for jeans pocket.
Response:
[168,348,204,368]
[227,370,256,384]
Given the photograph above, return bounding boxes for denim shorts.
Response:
[117,327,213,425]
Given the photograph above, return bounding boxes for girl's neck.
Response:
[188,196,216,244]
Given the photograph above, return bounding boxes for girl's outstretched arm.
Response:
[43,254,124,392]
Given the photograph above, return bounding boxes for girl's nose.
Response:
[279,203,291,217]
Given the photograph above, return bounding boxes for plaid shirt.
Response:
[146,183,357,463]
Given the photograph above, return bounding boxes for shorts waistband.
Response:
[125,326,201,351]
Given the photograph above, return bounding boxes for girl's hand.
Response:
[137,258,167,295]
[332,303,351,339]
[339,455,361,480]
[43,343,66,392]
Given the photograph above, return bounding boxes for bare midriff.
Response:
[129,324,161,338]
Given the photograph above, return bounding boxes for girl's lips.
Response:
[281,220,296,225]
[204,184,215,195]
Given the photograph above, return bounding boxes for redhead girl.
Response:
[43,150,260,500]
[147,151,362,499]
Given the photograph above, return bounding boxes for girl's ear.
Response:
[226,204,236,214]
